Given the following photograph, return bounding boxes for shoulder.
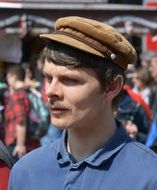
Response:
[122,141,157,188]
[9,140,60,189]
[129,140,157,156]
[9,136,67,189]
[124,140,157,168]
[11,140,59,174]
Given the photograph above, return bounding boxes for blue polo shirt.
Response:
[9,126,157,190]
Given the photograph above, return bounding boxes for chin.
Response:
[51,119,71,130]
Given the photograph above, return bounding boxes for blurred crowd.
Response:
[0,51,157,163]
[117,51,157,152]
[0,57,62,164]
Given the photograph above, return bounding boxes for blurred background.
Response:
[0,0,157,67]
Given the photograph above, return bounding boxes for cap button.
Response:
[111,53,116,60]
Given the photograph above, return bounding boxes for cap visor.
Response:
[40,33,105,58]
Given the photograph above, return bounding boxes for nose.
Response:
[45,79,63,99]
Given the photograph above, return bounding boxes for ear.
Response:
[103,75,124,100]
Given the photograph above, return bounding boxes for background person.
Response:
[4,65,39,163]
[132,67,153,105]
[145,54,157,150]
[4,65,29,163]
[149,54,157,118]
[117,84,152,143]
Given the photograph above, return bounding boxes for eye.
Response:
[45,75,52,83]
[65,78,77,83]
[62,77,79,85]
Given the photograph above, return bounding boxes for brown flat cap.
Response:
[40,16,137,69]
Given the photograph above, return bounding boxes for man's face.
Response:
[149,57,157,80]
[43,60,107,130]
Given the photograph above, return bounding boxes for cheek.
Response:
[69,90,103,114]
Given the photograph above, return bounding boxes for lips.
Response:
[51,107,68,111]
[49,106,69,115]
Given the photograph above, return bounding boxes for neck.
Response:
[67,112,117,162]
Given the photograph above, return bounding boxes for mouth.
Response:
[51,107,68,111]
[50,107,69,115]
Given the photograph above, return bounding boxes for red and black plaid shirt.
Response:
[4,88,29,146]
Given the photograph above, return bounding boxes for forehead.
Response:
[43,59,97,78]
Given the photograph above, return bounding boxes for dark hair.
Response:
[40,41,126,108]
[7,65,25,81]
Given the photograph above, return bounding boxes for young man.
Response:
[9,17,157,190]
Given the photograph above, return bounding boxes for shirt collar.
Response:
[56,121,131,167]
[55,130,69,165]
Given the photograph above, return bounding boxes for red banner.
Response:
[145,1,157,51]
